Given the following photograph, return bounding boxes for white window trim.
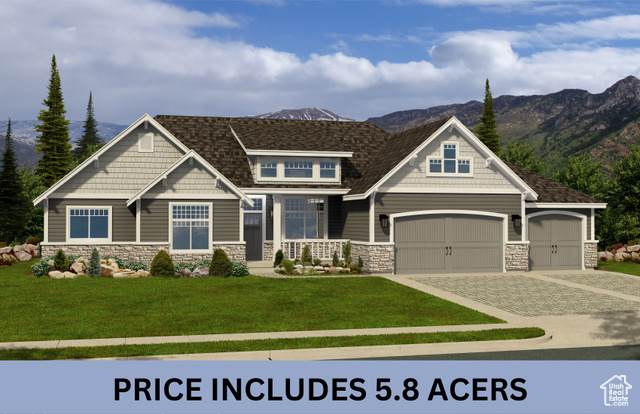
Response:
[282,195,327,240]
[426,141,473,177]
[168,202,213,254]
[257,157,341,183]
[138,132,154,153]
[244,195,267,259]
[66,205,112,243]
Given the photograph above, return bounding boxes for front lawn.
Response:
[0,260,504,342]
[596,260,640,277]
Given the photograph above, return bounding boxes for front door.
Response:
[244,214,262,261]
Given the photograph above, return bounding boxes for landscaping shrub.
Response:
[175,262,197,273]
[357,256,364,272]
[9,240,20,247]
[313,258,322,266]
[123,261,149,272]
[301,245,312,264]
[101,255,124,269]
[348,264,359,272]
[629,240,637,246]
[210,248,232,277]
[150,250,175,277]
[612,243,624,251]
[32,256,54,277]
[53,249,69,271]
[281,259,294,275]
[88,248,101,277]
[0,242,5,248]
[25,236,40,245]
[343,241,351,265]
[230,262,249,277]
[274,249,284,268]
[196,259,211,268]
[306,268,321,276]
[332,251,339,266]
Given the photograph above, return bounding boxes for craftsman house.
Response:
[34,114,605,273]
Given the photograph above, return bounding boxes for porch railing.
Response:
[281,239,348,260]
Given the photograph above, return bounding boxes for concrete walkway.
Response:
[3,269,639,360]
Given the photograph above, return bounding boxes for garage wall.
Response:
[526,208,592,240]
[376,193,521,242]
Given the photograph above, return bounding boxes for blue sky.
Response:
[1,0,640,124]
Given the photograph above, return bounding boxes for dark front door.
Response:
[244,214,262,261]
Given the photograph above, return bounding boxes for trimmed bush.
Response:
[274,249,284,268]
[332,251,339,266]
[210,248,232,277]
[150,250,175,277]
[25,236,40,245]
[357,256,364,272]
[88,248,101,277]
[53,249,69,271]
[123,261,149,272]
[32,256,54,277]
[230,262,249,277]
[313,258,322,266]
[281,259,294,275]
[301,245,312,264]
[343,241,351,265]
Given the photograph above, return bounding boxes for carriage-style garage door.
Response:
[528,214,582,270]
[394,213,504,274]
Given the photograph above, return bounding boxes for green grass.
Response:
[0,260,504,342]
[0,328,545,360]
[596,260,640,276]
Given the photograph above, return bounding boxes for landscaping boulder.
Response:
[70,262,86,275]
[12,245,25,253]
[191,266,209,277]
[617,247,627,253]
[615,252,631,262]
[0,246,11,254]
[100,264,118,277]
[599,251,614,262]
[136,270,150,277]
[2,254,16,263]
[63,271,76,279]
[632,252,640,263]
[180,268,192,277]
[49,271,64,279]
[628,245,640,252]
[15,251,33,262]
[107,259,119,270]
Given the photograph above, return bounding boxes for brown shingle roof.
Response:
[503,161,603,204]
[347,117,451,195]
[154,115,391,189]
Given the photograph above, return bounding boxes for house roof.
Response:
[153,115,391,189]
[504,161,604,204]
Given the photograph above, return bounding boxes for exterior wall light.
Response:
[512,214,522,228]
[379,214,389,228]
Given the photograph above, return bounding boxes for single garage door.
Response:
[394,214,504,274]
[528,214,582,270]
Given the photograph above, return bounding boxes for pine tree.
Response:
[73,92,103,159]
[474,79,501,154]
[0,119,27,243]
[35,55,72,188]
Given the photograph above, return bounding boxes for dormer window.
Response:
[320,161,336,178]
[427,142,473,177]
[257,157,340,183]
[261,160,277,178]
[285,161,313,178]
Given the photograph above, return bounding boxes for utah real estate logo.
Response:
[600,375,632,407]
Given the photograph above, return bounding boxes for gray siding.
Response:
[376,193,522,242]
[141,199,241,242]
[526,207,592,239]
[341,199,369,242]
[48,199,136,243]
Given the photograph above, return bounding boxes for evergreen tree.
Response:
[35,55,71,188]
[73,92,103,159]
[501,141,545,175]
[0,119,27,243]
[474,79,501,154]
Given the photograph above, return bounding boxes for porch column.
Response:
[273,194,282,260]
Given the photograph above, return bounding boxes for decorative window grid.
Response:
[284,161,313,178]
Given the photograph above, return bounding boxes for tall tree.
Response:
[553,154,607,201]
[73,91,103,159]
[475,79,501,154]
[0,119,27,243]
[501,141,545,175]
[35,54,71,188]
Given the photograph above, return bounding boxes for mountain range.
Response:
[249,107,355,122]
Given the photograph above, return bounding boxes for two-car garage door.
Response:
[394,213,504,274]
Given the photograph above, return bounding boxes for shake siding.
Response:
[53,124,184,196]
[526,208,592,239]
[141,199,241,242]
[145,161,231,196]
[328,195,342,238]
[341,199,369,242]
[376,193,521,242]
[48,199,135,243]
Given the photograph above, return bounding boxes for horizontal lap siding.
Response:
[341,199,369,242]
[48,199,135,242]
[376,193,521,242]
[141,199,241,242]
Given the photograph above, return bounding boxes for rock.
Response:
[136,270,149,277]
[180,268,192,277]
[12,245,25,253]
[599,251,614,262]
[70,262,86,274]
[74,257,85,264]
[323,267,330,271]
[63,271,76,279]
[191,266,209,277]
[336,267,343,271]
[100,259,107,265]
[314,266,324,271]
[615,252,631,262]
[107,259,119,270]
[0,246,11,254]
[632,252,640,263]
[294,264,303,269]
[47,259,55,270]
[617,247,627,253]
[15,251,32,262]
[100,264,118,277]
[49,271,64,279]
[628,245,640,252]
[294,268,303,274]
[33,249,40,258]
[2,254,15,263]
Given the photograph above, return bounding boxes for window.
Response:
[243,197,263,211]
[260,161,277,178]
[284,161,313,178]
[427,142,473,176]
[68,207,111,241]
[171,204,211,251]
[138,132,154,152]
[320,161,336,178]
[284,198,324,239]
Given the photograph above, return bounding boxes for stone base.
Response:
[40,243,246,265]
[505,243,529,271]
[263,241,274,261]
[584,241,598,269]
[351,243,394,273]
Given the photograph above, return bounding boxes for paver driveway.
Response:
[410,271,640,317]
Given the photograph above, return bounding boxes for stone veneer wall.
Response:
[351,242,394,273]
[263,241,274,262]
[584,242,598,269]
[505,243,529,271]
[41,243,246,265]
